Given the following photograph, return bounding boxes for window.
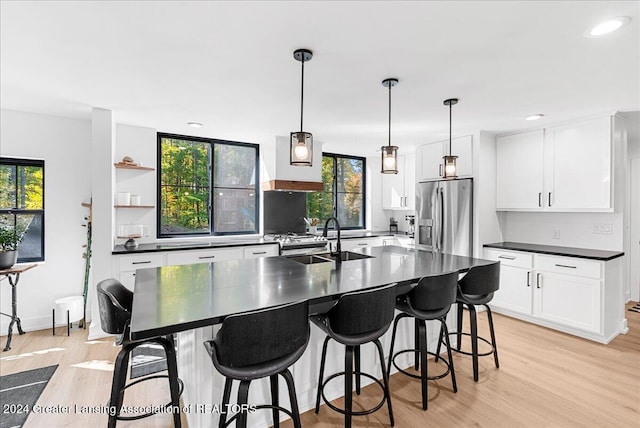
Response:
[0,157,45,262]
[157,133,259,237]
[307,153,365,229]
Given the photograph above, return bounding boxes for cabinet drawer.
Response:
[119,253,165,271]
[484,249,532,269]
[166,248,243,266]
[535,254,601,279]
[243,245,279,259]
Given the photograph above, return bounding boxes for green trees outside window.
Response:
[307,154,365,229]
[0,157,44,262]
[158,134,258,237]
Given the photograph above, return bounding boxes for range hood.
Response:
[261,136,323,192]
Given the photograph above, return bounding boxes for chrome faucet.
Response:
[322,217,342,262]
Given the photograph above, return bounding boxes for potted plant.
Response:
[0,221,27,270]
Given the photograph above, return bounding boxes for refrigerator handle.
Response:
[439,187,445,250]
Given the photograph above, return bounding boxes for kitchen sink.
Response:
[285,255,333,265]
[286,251,374,265]
[319,251,375,261]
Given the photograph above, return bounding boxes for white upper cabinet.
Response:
[417,135,473,181]
[496,130,544,210]
[547,116,611,211]
[381,154,416,210]
[496,115,614,212]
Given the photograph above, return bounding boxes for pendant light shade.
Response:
[381,78,399,174]
[290,49,313,166]
[443,98,459,179]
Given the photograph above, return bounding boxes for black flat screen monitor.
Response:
[263,191,306,234]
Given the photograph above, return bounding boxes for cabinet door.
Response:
[534,272,601,333]
[418,142,444,181]
[404,153,416,210]
[490,265,533,315]
[166,248,243,266]
[381,167,404,209]
[451,135,473,178]
[496,130,544,210]
[547,116,612,211]
[340,237,384,251]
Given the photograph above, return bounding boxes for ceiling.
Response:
[1,1,638,156]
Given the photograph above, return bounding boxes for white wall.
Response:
[0,109,91,334]
[474,131,503,256]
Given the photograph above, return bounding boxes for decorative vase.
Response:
[308,226,318,235]
[0,250,18,270]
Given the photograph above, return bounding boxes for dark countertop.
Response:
[112,238,277,255]
[483,242,624,261]
[130,245,493,340]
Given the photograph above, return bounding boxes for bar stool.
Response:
[203,300,309,428]
[453,262,501,382]
[96,279,183,428]
[387,271,458,410]
[311,284,396,428]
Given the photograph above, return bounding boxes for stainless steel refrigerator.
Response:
[416,178,473,256]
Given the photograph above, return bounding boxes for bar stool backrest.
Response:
[215,300,309,368]
[458,262,500,297]
[97,278,133,335]
[408,271,458,311]
[328,284,396,336]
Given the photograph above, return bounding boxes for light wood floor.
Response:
[1,304,638,427]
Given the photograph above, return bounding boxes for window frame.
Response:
[313,152,367,231]
[156,133,260,238]
[0,157,45,263]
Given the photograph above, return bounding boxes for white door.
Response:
[491,265,533,315]
[547,116,611,211]
[533,272,601,333]
[417,141,444,181]
[496,130,544,210]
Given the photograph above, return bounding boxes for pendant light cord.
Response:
[388,83,392,147]
[449,102,452,156]
[300,58,305,132]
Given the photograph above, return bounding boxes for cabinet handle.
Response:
[198,255,216,259]
[555,264,576,269]
[358,243,368,246]
[498,255,516,260]
[548,192,552,207]
[536,273,541,289]
[526,271,531,287]
[252,251,267,255]
[439,164,443,177]
[132,261,151,265]
[538,192,542,207]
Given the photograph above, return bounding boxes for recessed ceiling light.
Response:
[187,122,203,128]
[526,114,544,121]
[586,17,631,37]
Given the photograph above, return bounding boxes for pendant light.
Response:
[442,98,459,179]
[381,78,399,174]
[290,49,313,166]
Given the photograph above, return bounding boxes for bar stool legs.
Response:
[455,302,500,382]
[315,338,394,428]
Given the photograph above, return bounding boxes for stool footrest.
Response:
[391,349,452,381]
[320,371,387,416]
[450,331,496,357]
[110,376,184,421]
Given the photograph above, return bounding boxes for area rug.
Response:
[130,344,167,379]
[0,365,58,428]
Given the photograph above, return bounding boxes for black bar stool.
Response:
[97,279,183,428]
[453,262,501,382]
[387,271,458,410]
[203,300,309,428]
[311,284,396,428]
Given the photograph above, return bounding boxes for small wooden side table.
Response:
[1,264,37,351]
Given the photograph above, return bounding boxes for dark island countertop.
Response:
[483,242,624,261]
[130,245,492,340]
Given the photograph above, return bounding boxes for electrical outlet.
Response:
[553,229,560,239]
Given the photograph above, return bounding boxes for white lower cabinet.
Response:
[338,237,387,251]
[166,248,243,266]
[484,247,622,343]
[117,253,165,290]
[243,244,279,259]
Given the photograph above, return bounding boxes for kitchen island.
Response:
[131,246,493,428]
